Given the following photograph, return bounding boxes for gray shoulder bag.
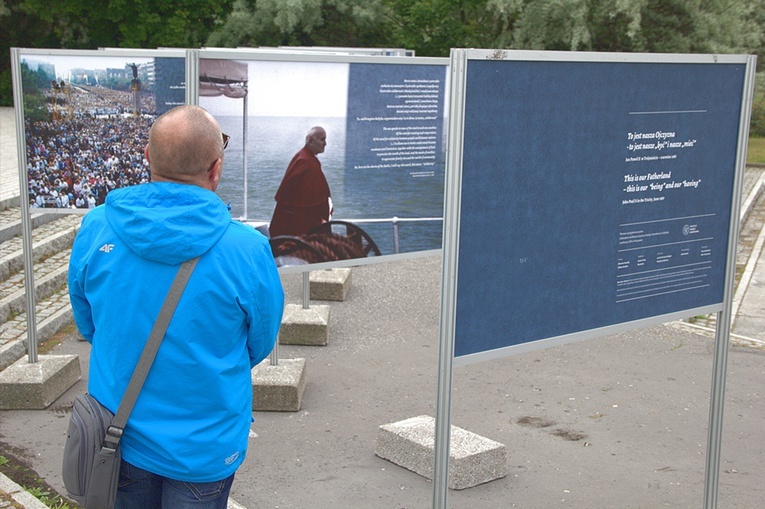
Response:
[62,257,200,509]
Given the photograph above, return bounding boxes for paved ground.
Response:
[2,257,765,509]
[1,105,764,508]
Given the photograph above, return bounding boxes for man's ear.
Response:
[144,144,151,163]
[208,158,222,191]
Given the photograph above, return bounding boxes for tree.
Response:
[3,0,764,107]
[0,0,235,106]
[15,0,233,49]
[18,61,51,122]
[207,0,764,59]
[206,0,389,49]
[378,0,484,56]
[501,0,763,55]
[1,0,61,106]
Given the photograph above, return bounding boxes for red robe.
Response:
[269,146,331,237]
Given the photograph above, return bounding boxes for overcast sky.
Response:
[200,60,349,118]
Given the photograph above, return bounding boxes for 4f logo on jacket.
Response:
[99,244,115,253]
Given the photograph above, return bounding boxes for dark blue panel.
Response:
[154,58,186,115]
[455,59,745,357]
[345,63,447,253]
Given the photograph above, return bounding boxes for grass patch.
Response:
[748,137,765,164]
[0,448,78,508]
[38,322,79,354]
[0,329,81,507]
[687,315,710,324]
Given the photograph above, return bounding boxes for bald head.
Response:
[305,126,326,155]
[147,105,225,188]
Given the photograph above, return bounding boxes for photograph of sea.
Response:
[200,56,448,258]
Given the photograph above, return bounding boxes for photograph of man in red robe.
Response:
[269,126,333,237]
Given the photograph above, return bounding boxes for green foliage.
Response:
[750,98,765,137]
[507,0,586,50]
[0,449,76,509]
[207,0,388,49]
[20,62,53,91]
[382,0,503,56]
[0,69,11,107]
[505,0,764,54]
[2,0,765,107]
[102,75,138,92]
[0,0,234,105]
[751,72,765,137]
[205,0,765,60]
[15,0,233,48]
[19,62,51,121]
[747,136,765,163]
[24,486,75,509]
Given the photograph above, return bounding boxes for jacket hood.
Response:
[105,182,230,265]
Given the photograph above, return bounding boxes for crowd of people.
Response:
[26,83,157,209]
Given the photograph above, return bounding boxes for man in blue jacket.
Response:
[68,105,284,509]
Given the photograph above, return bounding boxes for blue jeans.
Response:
[115,460,235,509]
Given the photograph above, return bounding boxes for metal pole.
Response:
[432,307,455,508]
[302,271,310,309]
[392,216,400,254]
[433,48,468,509]
[243,91,249,220]
[186,49,198,104]
[11,48,37,363]
[11,49,39,363]
[269,336,280,366]
[703,311,732,509]
[702,54,756,509]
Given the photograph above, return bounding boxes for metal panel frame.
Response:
[10,47,188,362]
[194,48,449,273]
[434,48,756,509]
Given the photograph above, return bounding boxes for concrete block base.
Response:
[0,354,81,409]
[310,268,352,301]
[251,358,307,412]
[278,304,330,346]
[375,415,507,490]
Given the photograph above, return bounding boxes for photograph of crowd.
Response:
[18,52,186,211]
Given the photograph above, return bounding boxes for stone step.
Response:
[0,211,81,371]
[0,250,70,323]
[0,213,81,282]
[0,287,73,370]
[0,207,63,244]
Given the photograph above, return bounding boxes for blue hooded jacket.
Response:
[68,182,284,482]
